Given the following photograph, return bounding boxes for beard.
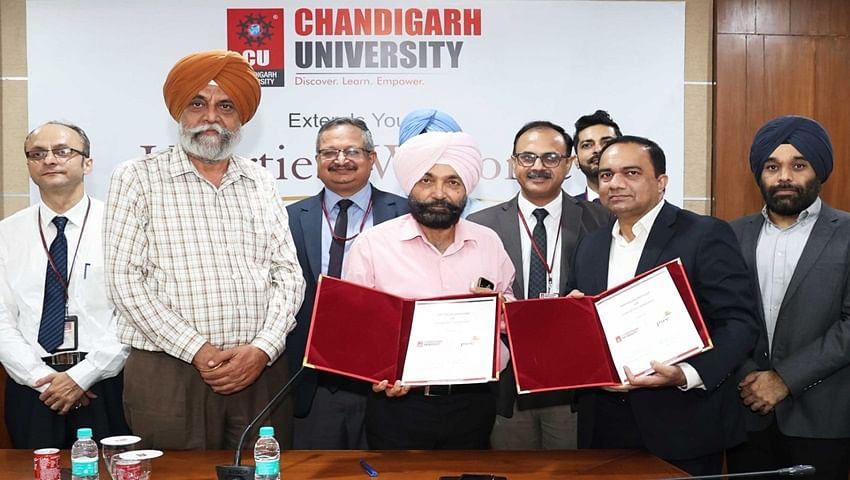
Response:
[759,176,821,217]
[179,122,242,162]
[577,154,599,179]
[409,196,467,230]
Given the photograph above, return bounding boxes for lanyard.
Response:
[38,197,92,307]
[321,193,373,242]
[517,208,561,293]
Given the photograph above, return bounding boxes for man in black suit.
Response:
[572,110,621,202]
[468,121,609,449]
[286,117,408,449]
[727,115,850,480]
[570,135,758,475]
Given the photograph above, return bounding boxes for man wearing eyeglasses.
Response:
[468,121,610,449]
[573,110,622,202]
[104,50,305,450]
[286,117,408,449]
[0,121,130,448]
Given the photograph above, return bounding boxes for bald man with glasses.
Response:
[0,121,129,448]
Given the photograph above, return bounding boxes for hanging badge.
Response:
[538,277,558,298]
[56,315,79,352]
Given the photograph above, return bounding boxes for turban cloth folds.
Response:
[393,132,482,195]
[398,109,463,145]
[749,115,833,183]
[163,50,261,125]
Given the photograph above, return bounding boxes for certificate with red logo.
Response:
[304,276,501,385]
[504,259,712,393]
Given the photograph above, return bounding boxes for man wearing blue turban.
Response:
[728,115,850,479]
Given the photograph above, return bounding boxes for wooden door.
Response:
[714,0,850,220]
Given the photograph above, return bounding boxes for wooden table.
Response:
[5,448,687,479]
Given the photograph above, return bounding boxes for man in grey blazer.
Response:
[286,117,408,449]
[468,120,610,449]
[727,115,850,479]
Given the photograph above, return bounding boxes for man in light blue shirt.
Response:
[285,117,409,449]
[728,115,850,480]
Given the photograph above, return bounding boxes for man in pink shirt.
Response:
[344,131,515,449]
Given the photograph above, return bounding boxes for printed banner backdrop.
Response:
[26,0,685,207]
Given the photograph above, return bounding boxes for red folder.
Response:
[503,259,712,394]
[303,276,502,385]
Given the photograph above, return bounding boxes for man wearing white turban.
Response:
[343,132,516,449]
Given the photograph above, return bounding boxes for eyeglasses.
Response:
[317,147,372,161]
[25,147,86,162]
[513,151,569,168]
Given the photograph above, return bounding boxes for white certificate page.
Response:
[401,296,498,385]
[594,268,705,384]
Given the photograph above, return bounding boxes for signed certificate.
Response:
[401,296,498,385]
[305,276,501,386]
[594,267,705,383]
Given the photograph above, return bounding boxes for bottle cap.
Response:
[77,427,93,439]
[259,426,275,437]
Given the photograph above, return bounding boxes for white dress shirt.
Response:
[517,192,563,298]
[607,199,703,390]
[0,196,129,392]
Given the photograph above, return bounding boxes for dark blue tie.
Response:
[327,199,353,278]
[528,208,548,299]
[38,216,68,353]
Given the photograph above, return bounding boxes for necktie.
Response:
[527,208,548,299]
[38,216,69,353]
[327,199,353,278]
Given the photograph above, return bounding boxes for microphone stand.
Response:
[216,365,305,480]
[664,465,815,480]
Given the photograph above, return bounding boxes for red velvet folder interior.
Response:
[503,259,712,394]
[303,276,502,385]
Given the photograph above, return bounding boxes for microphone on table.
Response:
[664,464,815,480]
[216,365,305,480]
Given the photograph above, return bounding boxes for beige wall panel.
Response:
[0,0,27,76]
[685,0,713,81]
[1,195,28,218]
[1,80,28,193]
[684,199,709,215]
[684,84,711,199]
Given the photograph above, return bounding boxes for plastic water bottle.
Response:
[71,427,99,480]
[254,426,281,480]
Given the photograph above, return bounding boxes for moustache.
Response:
[186,123,224,135]
[768,182,803,196]
[527,170,553,180]
[420,199,463,212]
[328,162,357,172]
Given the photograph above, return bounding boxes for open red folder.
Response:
[503,259,712,394]
[303,276,502,385]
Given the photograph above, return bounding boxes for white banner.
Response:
[26,0,685,207]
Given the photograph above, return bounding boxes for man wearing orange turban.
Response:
[104,50,305,450]
[163,49,261,125]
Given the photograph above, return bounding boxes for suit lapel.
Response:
[739,215,767,323]
[781,205,840,307]
[300,194,324,280]
[558,195,583,295]
[498,197,525,299]
[636,202,677,275]
[371,188,400,224]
